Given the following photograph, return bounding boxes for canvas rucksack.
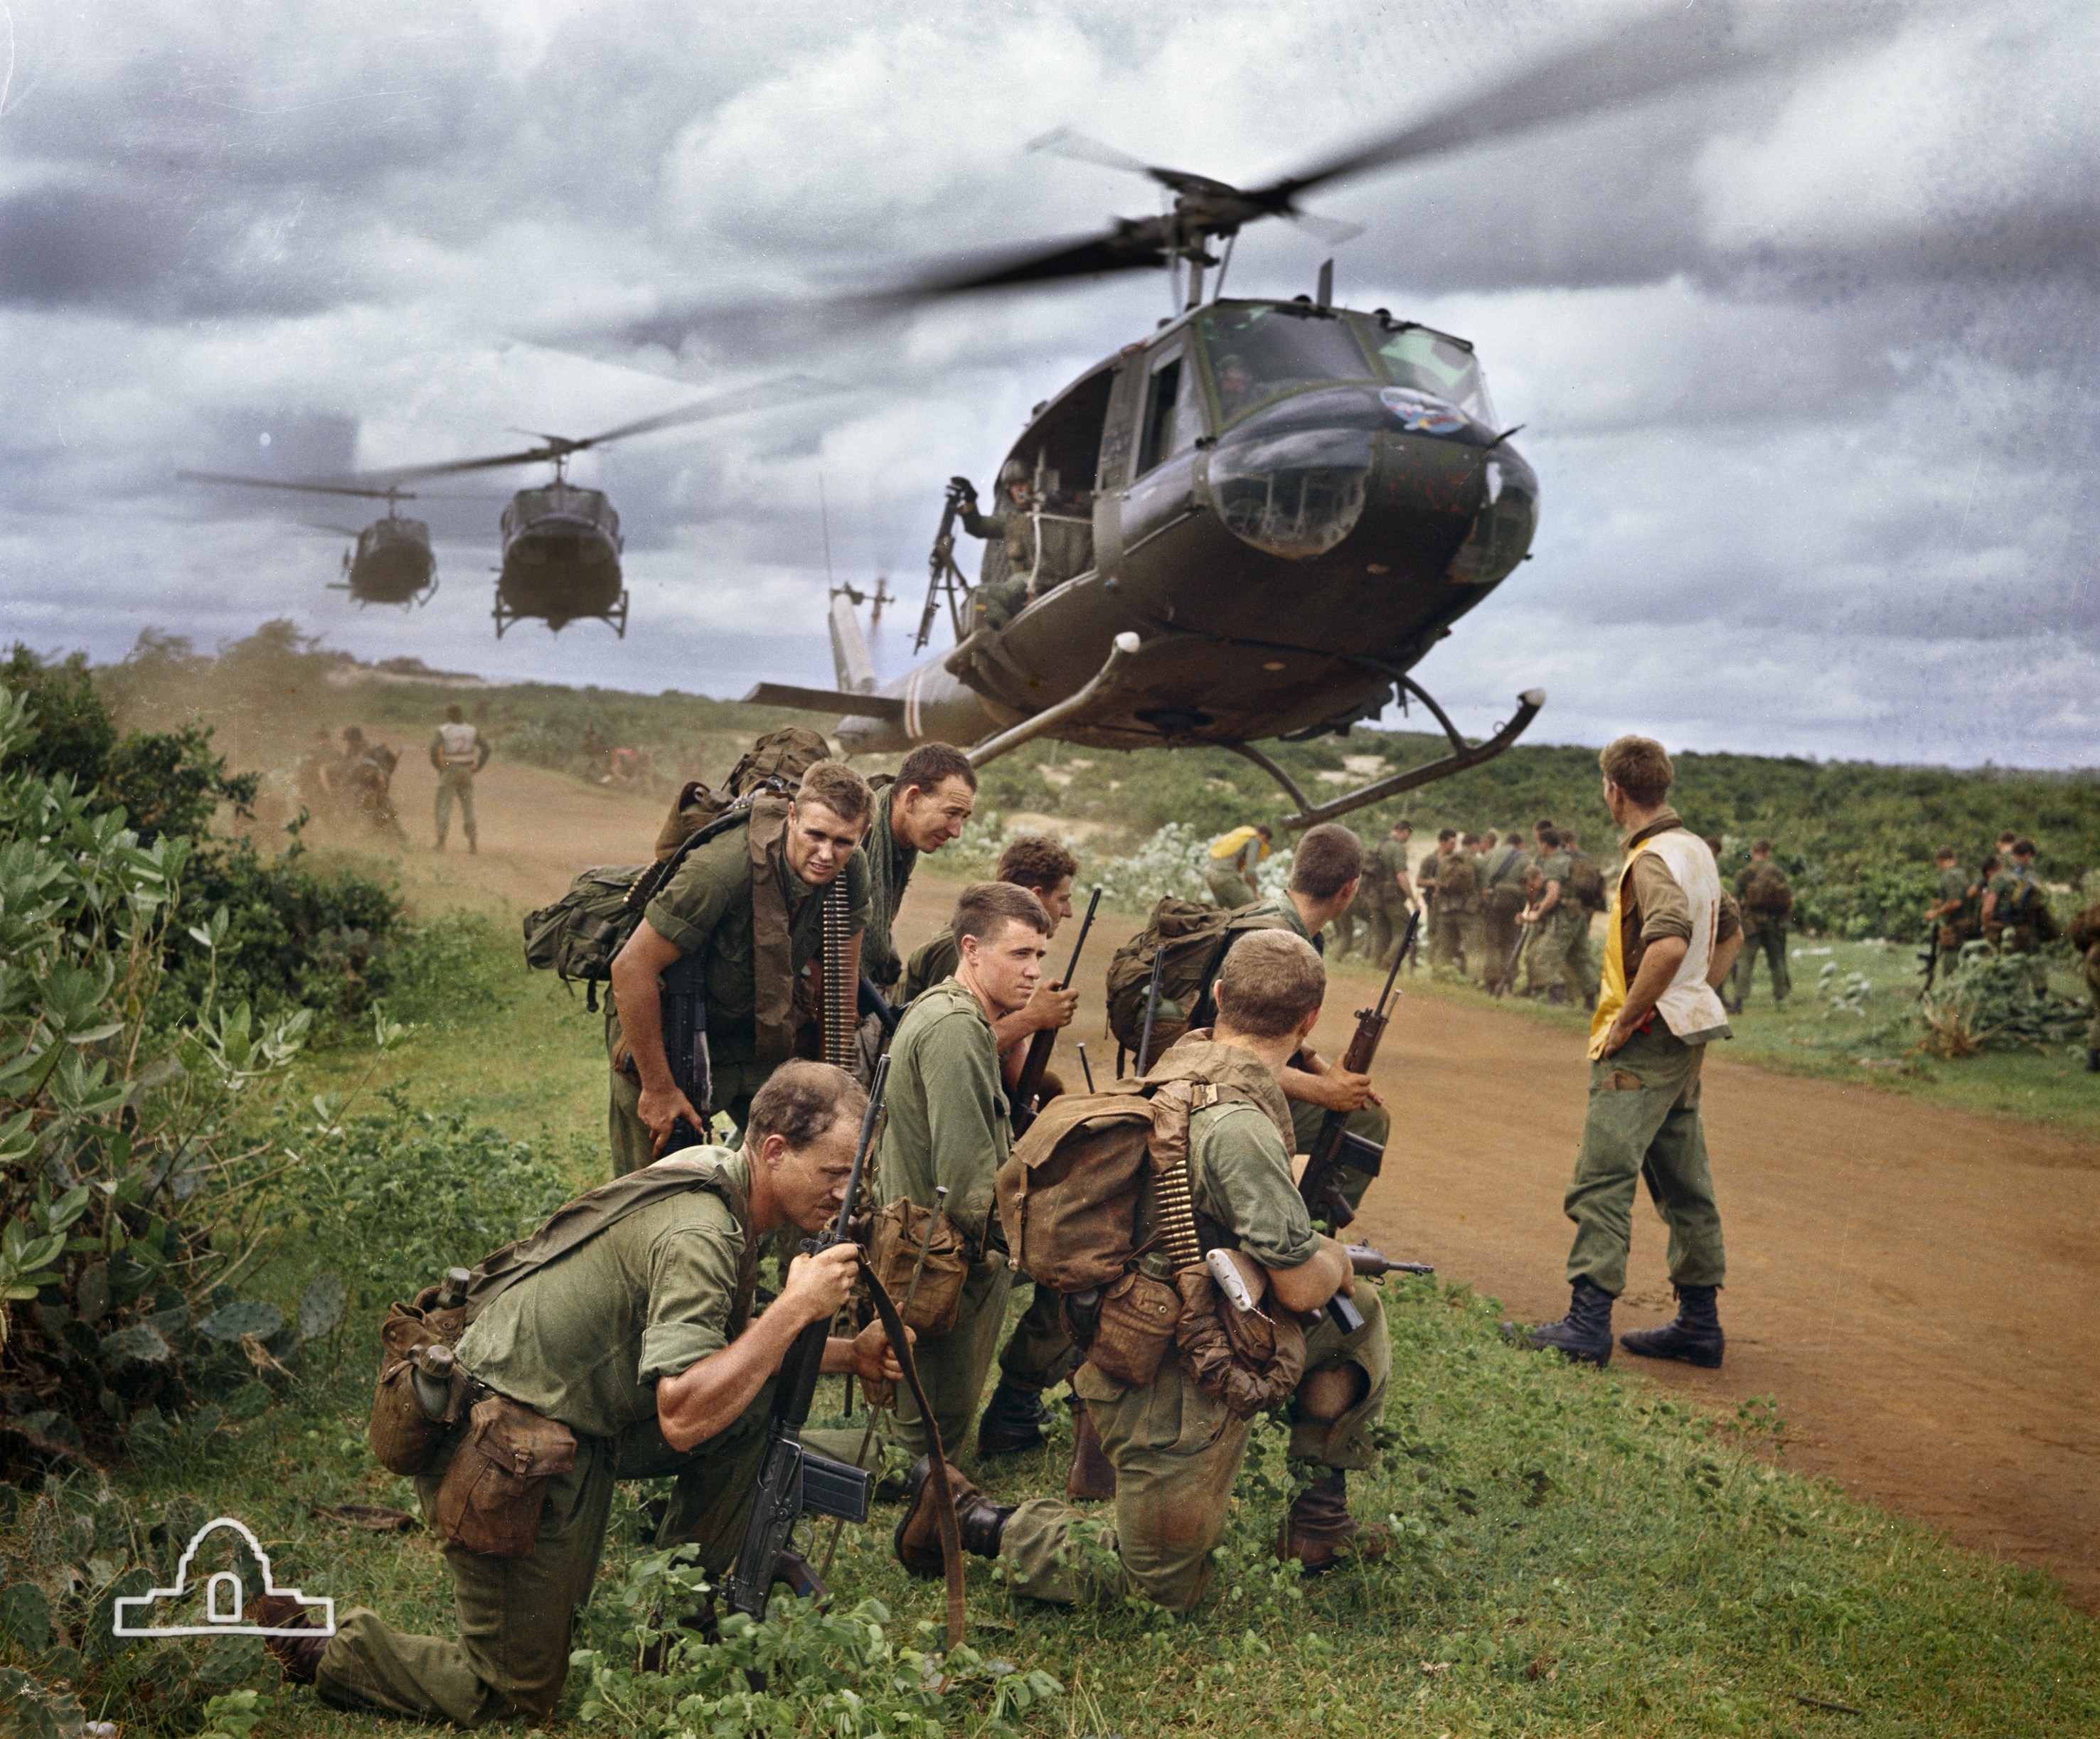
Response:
[1102,898,1295,1059]
[651,726,832,862]
[2068,901,2100,957]
[1742,860,1794,916]
[1565,852,1609,913]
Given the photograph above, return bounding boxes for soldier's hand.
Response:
[848,1318,910,1386]
[639,1083,708,1157]
[782,1243,860,1327]
[1319,1067,1380,1113]
[1023,980,1081,1033]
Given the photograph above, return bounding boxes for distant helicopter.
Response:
[735,2,1886,827]
[177,473,439,608]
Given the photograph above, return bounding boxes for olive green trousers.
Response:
[996,1280,1083,1392]
[1563,1026,1725,1297]
[1730,921,1791,1006]
[999,1279,1387,1615]
[607,1059,770,1177]
[1206,868,1257,908]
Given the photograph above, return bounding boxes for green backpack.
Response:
[1102,899,1294,1061]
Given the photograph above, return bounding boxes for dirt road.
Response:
[338,752,2100,1607]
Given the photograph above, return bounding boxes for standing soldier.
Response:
[1518,827,1581,1003]
[338,725,407,843]
[1560,828,1606,1007]
[874,882,1050,1462]
[2070,899,2100,1073]
[1431,833,1483,982]
[895,930,1392,1610]
[1513,737,1743,1368]
[604,762,873,1175]
[857,743,980,1002]
[430,702,491,854]
[1422,829,1457,977]
[274,1064,906,1727]
[1206,823,1272,908]
[1729,840,1793,1012]
[1983,838,2050,992]
[1365,819,1417,968]
[1926,847,1971,959]
[1478,827,1534,991]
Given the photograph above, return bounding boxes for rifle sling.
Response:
[858,1252,966,1649]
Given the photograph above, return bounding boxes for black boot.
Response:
[976,1380,1049,1457]
[895,1455,1012,1577]
[1620,1284,1725,1368]
[1277,1470,1391,1572]
[1505,1278,1614,1365]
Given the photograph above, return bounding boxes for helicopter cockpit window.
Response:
[1195,304,1376,424]
[1367,323,1494,425]
[1135,351,1201,476]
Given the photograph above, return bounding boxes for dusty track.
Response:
[335,751,2100,1607]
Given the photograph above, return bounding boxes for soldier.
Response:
[1518,827,1582,1004]
[604,761,873,1175]
[2071,899,2100,1074]
[1205,823,1272,908]
[337,725,407,843]
[1430,832,1482,981]
[430,702,491,854]
[1365,818,1417,968]
[1728,840,1793,1012]
[1559,827,1606,1007]
[868,882,1050,1462]
[1512,737,1743,1369]
[956,461,1038,631]
[858,742,980,1000]
[1478,827,1534,992]
[894,930,1391,1611]
[270,1063,907,1726]
[295,727,338,819]
[1983,838,2049,992]
[1926,847,1970,956]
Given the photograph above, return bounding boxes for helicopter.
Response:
[279,376,832,638]
[176,473,440,608]
[734,1,1890,828]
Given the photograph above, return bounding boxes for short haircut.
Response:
[1562,829,1581,847]
[2013,838,2035,857]
[1289,823,1364,901]
[1438,828,1457,842]
[896,742,978,798]
[444,702,464,722]
[1752,838,1772,855]
[1537,826,1561,849]
[1704,836,1725,857]
[796,760,873,826]
[1393,818,1413,835]
[1599,735,1673,807]
[1215,929,1325,1039]
[1535,818,1556,834]
[1256,824,1274,839]
[1981,854,2001,874]
[1461,831,1481,847]
[1935,846,1958,862]
[1998,830,2017,842]
[1481,830,1499,847]
[746,1059,865,1153]
[953,880,1050,946]
[996,833,1078,893]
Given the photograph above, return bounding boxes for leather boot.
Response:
[255,1595,329,1685]
[1066,1398,1117,1502]
[1277,1471,1390,1572]
[976,1379,1049,1457]
[1619,1283,1725,1368]
[1506,1278,1614,1365]
[895,1455,1011,1578]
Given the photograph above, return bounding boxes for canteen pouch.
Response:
[435,1394,577,1558]
[867,1198,969,1338]
[367,1290,467,1477]
[1082,1268,1181,1388]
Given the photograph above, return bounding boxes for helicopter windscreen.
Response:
[1195,304,1376,424]
[1363,323,1495,426]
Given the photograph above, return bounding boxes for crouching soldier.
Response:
[895,931,1390,1615]
[264,1063,905,1726]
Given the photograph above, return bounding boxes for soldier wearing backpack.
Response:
[1729,840,1793,1012]
[895,931,1391,1611]
[1518,827,1582,1003]
[1983,838,2053,992]
[1429,831,1481,981]
[856,742,981,997]
[1478,828,1534,990]
[1560,828,1606,1007]
[604,762,875,1175]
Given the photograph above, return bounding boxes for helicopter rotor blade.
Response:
[1285,210,1367,248]
[1252,0,1902,210]
[176,469,420,503]
[301,522,366,537]
[1027,126,1156,178]
[561,373,842,452]
[865,227,1172,304]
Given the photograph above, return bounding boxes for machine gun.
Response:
[722,1056,890,1618]
[1011,885,1102,1136]
[914,478,976,653]
[858,975,900,1039]
[1297,912,1417,1234]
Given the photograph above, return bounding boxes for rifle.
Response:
[1345,1243,1434,1279]
[858,975,900,1038]
[1917,923,1941,990]
[1011,885,1102,1135]
[722,1055,890,1619]
[1134,938,1171,1075]
[1298,911,1417,1234]
[659,951,713,1154]
[1490,921,1529,999]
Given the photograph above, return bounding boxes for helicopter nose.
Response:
[1204,411,1374,560]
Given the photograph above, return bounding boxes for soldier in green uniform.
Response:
[1518,828,1582,1003]
[857,742,979,1000]
[2071,901,2100,1073]
[1363,819,1416,967]
[1205,823,1272,908]
[1926,847,1971,955]
[893,931,1391,1611]
[1478,828,1534,991]
[1560,828,1606,1007]
[1429,833,1481,980]
[1729,840,1793,1011]
[864,882,1051,1462]
[1983,838,2049,992]
[272,1064,906,1727]
[605,762,873,1175]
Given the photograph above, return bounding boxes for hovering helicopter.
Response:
[268,377,831,638]
[176,473,440,608]
[736,1,1887,828]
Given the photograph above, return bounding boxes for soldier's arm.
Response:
[609,920,706,1153]
[1198,1106,1349,1310]
[474,735,491,771]
[1281,1049,1379,1113]
[1267,1236,1356,1315]
[427,733,444,771]
[920,1010,1008,1209]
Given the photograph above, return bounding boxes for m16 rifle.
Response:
[721,1056,890,1618]
[1012,884,1101,1135]
[1490,921,1529,999]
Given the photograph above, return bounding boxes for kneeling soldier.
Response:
[269,1063,903,1727]
[895,930,1390,1615]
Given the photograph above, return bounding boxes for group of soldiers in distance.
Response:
[292,702,492,852]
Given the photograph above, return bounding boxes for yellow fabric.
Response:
[1208,825,1269,862]
[1588,840,1647,1059]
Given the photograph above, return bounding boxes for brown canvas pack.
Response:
[1102,899,1295,1059]
[1083,1268,1180,1387]
[867,1197,969,1337]
[2068,901,2100,957]
[1173,1267,1306,1419]
[994,1083,1155,1293]
[434,1394,578,1558]
[1742,860,1794,915]
[366,1283,470,1477]
[1565,852,1609,913]
[652,726,833,862]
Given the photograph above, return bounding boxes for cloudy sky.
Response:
[1,0,2094,767]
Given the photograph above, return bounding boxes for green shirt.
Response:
[1536,850,1572,899]
[1989,867,2037,921]
[879,978,1010,1248]
[899,924,960,1007]
[455,1150,752,1441]
[1480,845,1533,906]
[856,788,918,990]
[1372,835,1414,899]
[606,818,870,1069]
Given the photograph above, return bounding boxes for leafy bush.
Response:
[1917,942,2090,1058]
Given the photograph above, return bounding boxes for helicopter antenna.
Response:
[819,470,836,592]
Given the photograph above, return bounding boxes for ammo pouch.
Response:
[368,1285,471,1477]
[867,1197,969,1338]
[434,1394,578,1558]
[1174,1263,1306,1421]
[1082,1268,1181,1388]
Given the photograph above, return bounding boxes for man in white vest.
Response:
[1512,736,1743,1367]
[430,702,491,853]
